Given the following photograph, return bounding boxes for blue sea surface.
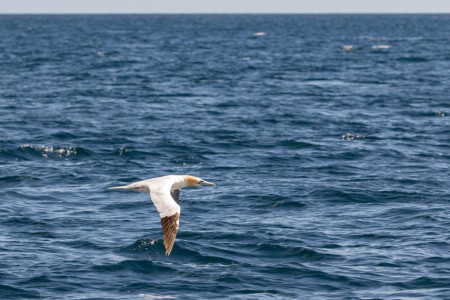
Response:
[1,14,450,299]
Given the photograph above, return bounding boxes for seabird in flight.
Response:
[110,175,215,256]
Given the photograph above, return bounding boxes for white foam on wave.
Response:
[341,133,365,141]
[372,45,391,49]
[341,45,356,51]
[253,32,267,36]
[135,239,158,251]
[21,144,78,159]
[117,146,132,156]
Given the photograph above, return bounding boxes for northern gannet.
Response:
[111,175,215,256]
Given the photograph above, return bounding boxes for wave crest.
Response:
[0,144,90,160]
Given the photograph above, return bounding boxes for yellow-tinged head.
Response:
[185,175,216,187]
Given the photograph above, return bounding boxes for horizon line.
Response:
[1,12,450,15]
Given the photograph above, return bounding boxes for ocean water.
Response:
[1,14,450,299]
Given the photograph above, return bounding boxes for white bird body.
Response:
[111,175,215,256]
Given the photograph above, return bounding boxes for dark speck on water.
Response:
[1,14,450,299]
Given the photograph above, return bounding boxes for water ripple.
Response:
[1,14,450,299]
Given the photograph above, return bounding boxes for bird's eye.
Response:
[198,180,204,184]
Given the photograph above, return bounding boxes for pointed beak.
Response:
[201,180,216,186]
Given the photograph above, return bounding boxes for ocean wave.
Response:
[254,243,340,261]
[2,14,450,300]
[117,238,163,255]
[242,194,306,209]
[1,216,51,228]
[341,133,366,141]
[394,276,450,289]
[139,294,176,300]
[17,275,52,285]
[114,146,157,158]
[1,216,56,239]
[0,144,91,160]
[372,44,391,49]
[279,139,318,149]
[91,259,176,275]
[117,238,237,265]
[0,284,40,299]
[54,239,110,250]
[0,175,40,188]
[100,200,149,212]
[397,56,430,63]
[310,189,424,204]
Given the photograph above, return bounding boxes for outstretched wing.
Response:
[160,212,179,256]
[149,180,181,256]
